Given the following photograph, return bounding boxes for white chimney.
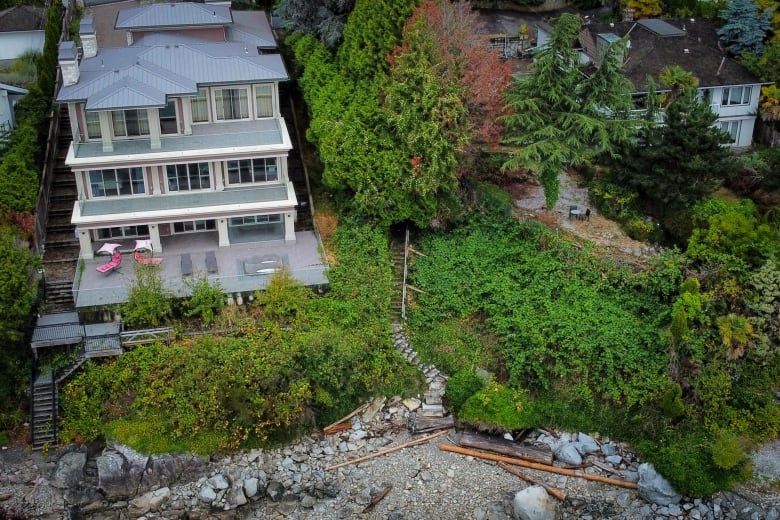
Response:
[79,15,98,58]
[58,41,79,86]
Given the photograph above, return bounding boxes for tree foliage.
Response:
[615,87,735,212]
[275,0,354,49]
[502,13,635,208]
[717,0,772,56]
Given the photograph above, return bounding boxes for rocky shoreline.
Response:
[1,397,779,520]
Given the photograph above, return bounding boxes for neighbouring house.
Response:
[0,5,46,66]
[0,82,27,134]
[576,18,766,148]
[55,3,327,307]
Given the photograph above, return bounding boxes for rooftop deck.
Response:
[74,230,328,308]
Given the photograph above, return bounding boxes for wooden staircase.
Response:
[389,228,409,322]
[31,371,58,451]
[42,106,78,312]
[279,83,313,231]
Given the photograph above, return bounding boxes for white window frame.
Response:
[191,88,210,124]
[213,86,250,121]
[229,214,282,227]
[111,109,150,138]
[89,167,146,198]
[172,219,216,234]
[96,225,149,240]
[226,158,278,185]
[165,162,211,192]
[721,87,751,106]
[720,120,741,144]
[254,84,274,118]
[85,110,102,140]
[159,100,179,135]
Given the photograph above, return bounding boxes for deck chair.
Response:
[96,251,122,274]
[181,253,193,276]
[134,250,162,265]
[568,205,579,219]
[205,251,218,274]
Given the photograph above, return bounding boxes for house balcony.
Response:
[65,118,292,168]
[72,230,328,308]
[72,183,296,227]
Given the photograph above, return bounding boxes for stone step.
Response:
[419,403,444,418]
[424,390,442,405]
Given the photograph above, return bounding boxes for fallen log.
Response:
[498,462,567,501]
[439,444,638,490]
[409,414,455,434]
[592,459,625,478]
[0,493,11,501]
[456,431,553,465]
[326,430,448,471]
[323,401,371,434]
[362,484,392,513]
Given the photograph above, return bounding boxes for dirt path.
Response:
[507,171,657,263]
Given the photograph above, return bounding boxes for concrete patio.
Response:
[73,230,328,308]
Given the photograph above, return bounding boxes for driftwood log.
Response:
[497,462,567,501]
[323,401,370,434]
[362,485,393,513]
[456,431,553,465]
[409,413,455,434]
[326,430,448,471]
[439,444,638,489]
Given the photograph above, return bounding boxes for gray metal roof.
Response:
[57,4,284,109]
[57,44,287,108]
[116,2,232,29]
[637,19,686,37]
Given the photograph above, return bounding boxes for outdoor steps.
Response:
[389,233,406,322]
[56,353,87,384]
[44,280,75,309]
[391,324,448,418]
[43,246,79,264]
[31,379,57,451]
[45,231,78,247]
[278,87,313,230]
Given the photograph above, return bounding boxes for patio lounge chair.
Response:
[181,253,192,276]
[205,251,218,273]
[134,250,162,265]
[96,251,122,274]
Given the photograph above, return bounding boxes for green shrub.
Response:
[625,215,663,243]
[458,381,531,430]
[121,265,174,327]
[661,383,685,419]
[184,276,225,326]
[447,368,488,415]
[710,430,745,470]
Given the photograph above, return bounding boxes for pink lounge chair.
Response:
[96,251,122,274]
[134,251,162,265]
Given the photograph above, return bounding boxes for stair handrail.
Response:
[401,227,410,320]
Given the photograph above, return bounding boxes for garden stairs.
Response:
[389,230,447,417]
[42,106,79,312]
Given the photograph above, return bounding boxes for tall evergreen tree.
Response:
[501,13,635,208]
[615,86,736,211]
[275,0,354,49]
[717,0,772,56]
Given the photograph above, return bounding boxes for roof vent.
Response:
[609,22,615,27]
[683,48,690,53]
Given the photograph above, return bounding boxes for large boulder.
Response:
[50,450,87,489]
[138,452,209,494]
[128,487,170,517]
[97,444,149,499]
[575,433,600,455]
[638,463,681,506]
[553,442,582,466]
[513,485,557,520]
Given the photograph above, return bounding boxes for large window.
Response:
[191,88,209,123]
[160,100,178,135]
[720,120,741,144]
[214,88,249,121]
[97,225,149,240]
[173,219,216,233]
[226,158,278,184]
[721,87,751,106]
[85,111,102,139]
[112,109,150,137]
[229,214,281,226]
[166,163,211,191]
[255,84,273,118]
[89,168,145,197]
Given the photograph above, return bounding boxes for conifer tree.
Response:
[717,0,772,56]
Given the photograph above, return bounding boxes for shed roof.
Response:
[0,5,45,33]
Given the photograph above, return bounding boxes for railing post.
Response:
[401,227,409,321]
